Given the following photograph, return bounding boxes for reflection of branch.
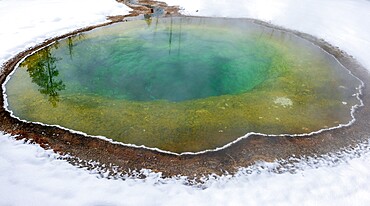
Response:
[67,34,85,59]
[177,17,182,56]
[169,16,173,55]
[67,37,74,59]
[270,29,275,39]
[21,47,65,107]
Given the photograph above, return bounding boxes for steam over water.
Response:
[4,17,363,153]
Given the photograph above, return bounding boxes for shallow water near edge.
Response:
[4,17,363,153]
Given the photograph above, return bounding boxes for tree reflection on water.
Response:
[21,46,65,107]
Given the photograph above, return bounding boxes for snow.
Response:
[0,0,131,67]
[1,0,370,205]
[2,133,370,205]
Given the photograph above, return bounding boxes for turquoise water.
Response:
[5,17,363,153]
[54,19,277,102]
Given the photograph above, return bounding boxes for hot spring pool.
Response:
[4,17,363,153]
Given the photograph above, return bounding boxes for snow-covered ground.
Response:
[1,0,370,205]
[0,0,131,65]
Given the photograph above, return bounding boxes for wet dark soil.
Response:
[1,0,369,178]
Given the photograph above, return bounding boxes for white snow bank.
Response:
[1,0,370,205]
[0,0,131,67]
[1,133,370,206]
